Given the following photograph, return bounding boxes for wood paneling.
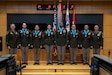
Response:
[104,14,112,26]
[0,68,6,75]
[104,26,112,38]
[104,38,112,49]
[0,1,112,61]
[100,68,111,75]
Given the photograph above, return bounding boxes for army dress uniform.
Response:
[19,28,31,64]
[92,31,103,54]
[6,30,19,54]
[31,30,42,64]
[68,30,80,64]
[44,29,55,64]
[81,30,92,64]
[55,27,67,64]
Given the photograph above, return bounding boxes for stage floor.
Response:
[17,63,90,75]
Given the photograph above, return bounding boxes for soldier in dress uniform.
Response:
[68,25,80,64]
[6,24,19,54]
[44,25,55,65]
[92,25,103,54]
[55,23,67,65]
[31,25,42,65]
[80,25,92,65]
[19,22,31,65]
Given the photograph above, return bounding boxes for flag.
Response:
[53,7,57,32]
[57,2,63,28]
[72,5,76,25]
[66,3,70,32]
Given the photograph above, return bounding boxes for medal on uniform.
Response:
[10,32,13,34]
[47,29,52,36]
[51,32,53,35]
[59,27,64,34]
[26,31,29,34]
[88,32,91,35]
[38,32,41,38]
[97,31,101,37]
[97,31,101,39]
[63,30,66,34]
[22,28,27,35]
[15,32,18,34]
[84,30,89,37]
[72,30,76,37]
[35,30,39,37]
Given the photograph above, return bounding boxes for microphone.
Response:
[108,49,111,57]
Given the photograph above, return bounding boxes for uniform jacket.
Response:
[55,27,68,46]
[81,30,92,48]
[43,30,55,46]
[6,30,19,48]
[92,31,103,49]
[19,28,31,47]
[68,30,81,48]
[31,30,42,48]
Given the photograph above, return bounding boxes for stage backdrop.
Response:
[7,14,103,31]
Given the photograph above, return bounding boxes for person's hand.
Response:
[40,46,42,48]
[91,46,93,49]
[8,46,10,49]
[28,44,30,46]
[17,45,19,48]
[19,44,21,47]
[68,45,70,47]
[80,45,82,47]
[31,45,33,48]
[100,46,103,49]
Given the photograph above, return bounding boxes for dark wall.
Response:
[7,14,103,31]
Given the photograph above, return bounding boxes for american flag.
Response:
[66,3,70,32]
[53,8,57,32]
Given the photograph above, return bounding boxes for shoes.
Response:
[74,62,77,65]
[70,63,74,65]
[33,63,37,65]
[57,63,61,65]
[47,63,53,65]
[22,63,28,65]
[71,62,77,65]
[83,63,86,65]
[33,63,40,65]
[57,63,64,65]
[61,63,64,65]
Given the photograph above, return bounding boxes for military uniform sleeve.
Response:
[80,31,83,45]
[90,31,93,46]
[54,30,58,44]
[18,30,21,45]
[41,32,45,46]
[66,30,69,44]
[28,30,31,45]
[30,31,33,45]
[100,32,103,47]
[53,31,56,45]
[91,32,93,47]
[77,31,81,45]
[67,31,70,45]
[17,32,20,46]
[6,32,10,46]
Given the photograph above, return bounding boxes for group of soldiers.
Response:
[6,22,103,65]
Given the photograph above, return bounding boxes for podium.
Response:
[0,55,16,75]
[91,55,112,75]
